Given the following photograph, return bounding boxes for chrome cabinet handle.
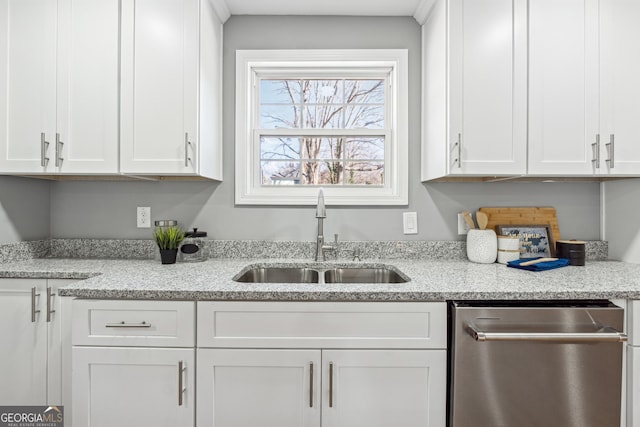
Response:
[55,133,64,167]
[46,287,55,322]
[606,134,615,168]
[31,287,41,322]
[178,361,186,406]
[452,133,461,168]
[329,362,334,408]
[591,134,600,169]
[309,362,314,408]
[104,321,152,328]
[184,132,192,167]
[40,133,50,167]
[467,323,627,342]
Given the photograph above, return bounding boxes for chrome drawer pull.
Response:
[606,134,615,168]
[329,362,334,408]
[55,133,64,167]
[451,133,461,168]
[31,287,41,322]
[467,323,627,343]
[184,132,192,167]
[105,321,152,328]
[309,362,314,408]
[178,361,186,406]
[46,287,55,322]
[40,133,50,167]
[591,134,600,169]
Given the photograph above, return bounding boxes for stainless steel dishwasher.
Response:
[448,300,627,427]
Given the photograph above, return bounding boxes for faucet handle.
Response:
[322,234,339,259]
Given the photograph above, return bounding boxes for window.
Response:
[235,49,408,205]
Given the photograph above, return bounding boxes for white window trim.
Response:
[235,49,408,206]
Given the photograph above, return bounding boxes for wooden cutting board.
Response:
[478,207,561,248]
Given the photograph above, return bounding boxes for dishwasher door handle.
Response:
[467,323,627,343]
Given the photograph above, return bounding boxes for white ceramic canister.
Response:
[466,229,498,264]
[497,235,520,264]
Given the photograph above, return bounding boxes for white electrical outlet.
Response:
[137,207,151,228]
[458,213,471,235]
[403,212,418,234]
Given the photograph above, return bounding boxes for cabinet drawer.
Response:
[72,300,195,347]
[197,301,447,349]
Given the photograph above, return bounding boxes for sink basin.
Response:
[234,266,408,284]
[234,267,319,283]
[324,268,407,284]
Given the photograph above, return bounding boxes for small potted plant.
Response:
[153,225,186,264]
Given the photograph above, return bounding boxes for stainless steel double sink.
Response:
[234,266,408,284]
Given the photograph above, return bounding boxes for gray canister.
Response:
[179,228,208,262]
[556,240,586,266]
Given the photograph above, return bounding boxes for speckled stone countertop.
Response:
[1,257,640,301]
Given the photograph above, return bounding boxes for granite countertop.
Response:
[1,257,640,301]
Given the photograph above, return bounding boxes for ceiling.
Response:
[211,0,432,23]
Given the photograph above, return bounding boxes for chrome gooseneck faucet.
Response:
[315,188,338,261]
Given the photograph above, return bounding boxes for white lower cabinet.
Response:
[197,349,321,427]
[0,278,74,405]
[70,300,446,427]
[0,279,47,405]
[197,348,445,427]
[196,301,447,427]
[71,300,196,427]
[72,347,194,427]
[321,350,446,427]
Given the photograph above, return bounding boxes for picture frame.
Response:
[495,224,555,259]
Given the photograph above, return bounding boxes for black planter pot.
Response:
[159,249,178,264]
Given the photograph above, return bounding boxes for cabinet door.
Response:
[0,0,56,173]
[47,279,77,406]
[55,0,119,174]
[447,0,527,176]
[322,350,446,427]
[0,279,48,404]
[528,0,600,175]
[197,349,321,427]
[72,347,194,427]
[629,346,640,427]
[599,0,640,175]
[120,0,199,175]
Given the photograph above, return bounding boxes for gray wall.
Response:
[0,176,50,243]
[604,179,640,262]
[48,16,602,242]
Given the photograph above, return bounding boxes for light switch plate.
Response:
[403,212,418,234]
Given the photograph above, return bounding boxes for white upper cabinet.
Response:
[0,0,119,174]
[423,0,640,179]
[1,0,222,179]
[55,0,120,174]
[0,0,57,173]
[422,0,527,180]
[528,0,600,175]
[599,0,640,175]
[120,0,223,179]
[529,0,640,176]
